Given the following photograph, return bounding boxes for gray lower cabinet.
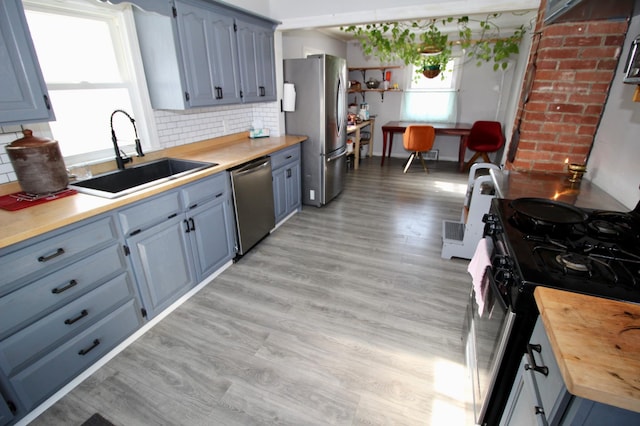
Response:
[0,396,11,426]
[121,172,236,319]
[0,213,142,425]
[0,0,54,125]
[271,145,302,224]
[133,0,277,110]
[125,214,196,318]
[501,317,640,425]
[188,196,236,278]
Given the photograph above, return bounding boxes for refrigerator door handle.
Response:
[327,147,348,162]
[336,77,346,137]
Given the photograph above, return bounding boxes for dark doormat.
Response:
[81,413,115,426]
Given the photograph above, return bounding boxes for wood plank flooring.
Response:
[30,157,475,425]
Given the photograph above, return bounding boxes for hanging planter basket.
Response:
[422,67,441,79]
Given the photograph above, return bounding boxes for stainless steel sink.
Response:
[69,158,217,198]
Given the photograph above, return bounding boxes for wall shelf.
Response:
[348,66,402,102]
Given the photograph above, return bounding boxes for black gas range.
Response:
[467,197,640,426]
[485,197,640,310]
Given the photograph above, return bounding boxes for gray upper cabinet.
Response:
[236,17,277,103]
[175,0,241,106]
[0,0,54,125]
[133,0,277,110]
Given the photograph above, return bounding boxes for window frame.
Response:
[22,0,158,166]
[400,55,464,123]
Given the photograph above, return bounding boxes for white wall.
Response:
[281,30,347,59]
[342,40,523,161]
[586,5,640,210]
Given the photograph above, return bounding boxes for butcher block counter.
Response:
[0,133,306,249]
[534,286,640,413]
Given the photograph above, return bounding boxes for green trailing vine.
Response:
[341,14,526,77]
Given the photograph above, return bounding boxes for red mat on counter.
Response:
[0,188,77,211]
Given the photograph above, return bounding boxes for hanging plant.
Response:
[341,14,527,77]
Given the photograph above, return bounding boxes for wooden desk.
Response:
[346,118,375,170]
[380,121,471,171]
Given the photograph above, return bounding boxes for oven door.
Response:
[464,268,516,425]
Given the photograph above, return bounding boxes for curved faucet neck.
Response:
[110,109,144,170]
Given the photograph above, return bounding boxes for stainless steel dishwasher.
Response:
[229,156,275,256]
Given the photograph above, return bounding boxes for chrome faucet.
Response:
[110,109,144,170]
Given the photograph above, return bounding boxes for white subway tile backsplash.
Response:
[0,101,283,184]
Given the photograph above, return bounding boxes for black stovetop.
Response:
[492,198,640,305]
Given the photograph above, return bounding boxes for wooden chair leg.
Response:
[481,152,491,163]
[403,152,416,173]
[418,152,428,173]
[464,152,483,171]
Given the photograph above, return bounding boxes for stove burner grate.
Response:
[586,212,639,241]
[555,253,591,273]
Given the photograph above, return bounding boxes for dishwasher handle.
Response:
[232,158,271,177]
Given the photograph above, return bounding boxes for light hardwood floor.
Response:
[31,156,475,426]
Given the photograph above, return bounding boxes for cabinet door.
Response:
[285,162,302,214]
[272,166,287,224]
[208,10,241,104]
[0,394,13,426]
[175,1,216,107]
[0,0,54,125]
[175,1,241,107]
[188,196,235,280]
[500,356,548,426]
[126,215,195,318]
[236,19,276,103]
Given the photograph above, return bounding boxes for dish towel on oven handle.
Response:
[467,237,493,316]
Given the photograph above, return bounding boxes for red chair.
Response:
[402,125,435,173]
[465,121,504,170]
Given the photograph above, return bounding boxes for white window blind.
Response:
[401,58,461,123]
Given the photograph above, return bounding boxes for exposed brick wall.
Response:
[508,3,630,173]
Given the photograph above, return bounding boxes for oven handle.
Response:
[487,269,510,312]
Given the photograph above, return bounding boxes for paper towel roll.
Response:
[283,83,296,112]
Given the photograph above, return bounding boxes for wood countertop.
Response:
[534,287,640,413]
[0,133,306,249]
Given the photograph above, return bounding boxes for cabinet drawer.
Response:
[0,272,134,376]
[10,299,141,411]
[528,318,569,420]
[181,172,229,209]
[0,243,126,340]
[118,190,181,235]
[270,145,300,170]
[0,216,117,294]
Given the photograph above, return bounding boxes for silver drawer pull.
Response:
[38,248,65,262]
[78,339,100,356]
[64,309,88,325]
[51,279,78,294]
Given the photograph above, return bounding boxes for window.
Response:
[401,57,462,123]
[23,0,155,165]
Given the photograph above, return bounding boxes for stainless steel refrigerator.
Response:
[284,54,347,207]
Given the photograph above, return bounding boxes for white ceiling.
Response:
[271,0,541,32]
[313,10,540,42]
